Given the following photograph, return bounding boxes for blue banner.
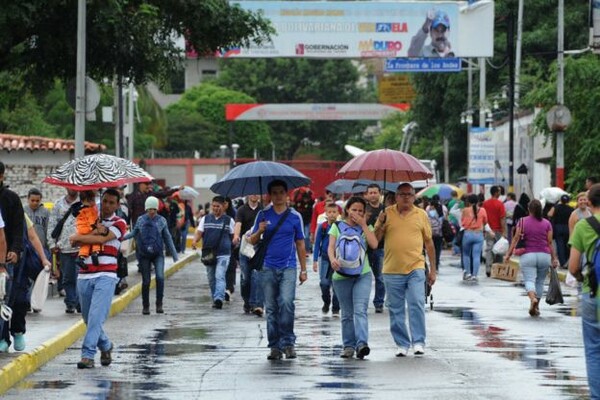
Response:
[384,58,461,73]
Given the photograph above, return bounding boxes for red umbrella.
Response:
[337,149,433,186]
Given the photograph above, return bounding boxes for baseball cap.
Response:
[560,194,570,203]
[145,196,159,210]
[431,11,450,30]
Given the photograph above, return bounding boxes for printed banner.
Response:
[468,127,496,184]
[189,1,493,59]
[225,104,409,121]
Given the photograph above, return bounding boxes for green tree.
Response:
[525,53,600,192]
[215,59,372,160]
[0,1,273,89]
[165,83,271,158]
[409,0,589,182]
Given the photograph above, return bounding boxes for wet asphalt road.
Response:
[4,253,591,399]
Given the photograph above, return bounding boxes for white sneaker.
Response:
[413,344,425,356]
[395,347,408,357]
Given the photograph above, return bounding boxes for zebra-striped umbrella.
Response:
[43,154,153,190]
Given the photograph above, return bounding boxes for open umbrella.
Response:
[177,186,199,201]
[43,154,153,190]
[325,179,356,194]
[210,161,311,197]
[337,149,433,191]
[417,184,464,200]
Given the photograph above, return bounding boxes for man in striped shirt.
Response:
[70,188,127,369]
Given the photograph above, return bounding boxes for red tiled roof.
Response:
[0,133,106,153]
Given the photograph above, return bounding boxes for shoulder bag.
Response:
[513,218,527,256]
[249,210,291,271]
[201,218,228,266]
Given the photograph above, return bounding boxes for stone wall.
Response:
[3,164,65,203]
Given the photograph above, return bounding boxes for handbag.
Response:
[239,229,256,258]
[249,210,290,271]
[514,218,526,256]
[201,218,228,266]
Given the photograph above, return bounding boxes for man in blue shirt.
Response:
[248,180,307,360]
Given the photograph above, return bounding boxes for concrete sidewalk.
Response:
[0,251,198,395]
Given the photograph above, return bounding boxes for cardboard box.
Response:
[491,262,520,282]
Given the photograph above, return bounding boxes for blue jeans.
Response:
[368,248,385,308]
[332,273,372,349]
[77,275,118,359]
[240,254,264,309]
[581,293,600,399]
[139,255,165,306]
[383,270,426,349]
[520,252,551,298]
[261,267,297,349]
[60,252,79,309]
[462,230,484,276]
[303,223,311,252]
[318,258,339,311]
[432,236,443,270]
[452,222,461,255]
[179,221,190,253]
[206,255,229,302]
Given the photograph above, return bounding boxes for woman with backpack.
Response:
[504,199,559,317]
[327,197,379,359]
[123,196,178,315]
[460,194,488,282]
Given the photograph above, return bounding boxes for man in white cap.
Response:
[123,196,178,315]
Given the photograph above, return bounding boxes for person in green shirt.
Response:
[568,184,600,399]
[327,197,379,360]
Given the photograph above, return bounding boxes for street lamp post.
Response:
[220,144,240,169]
[231,143,240,167]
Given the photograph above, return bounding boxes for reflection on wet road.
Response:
[6,258,590,399]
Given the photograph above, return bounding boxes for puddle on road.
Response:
[18,380,74,389]
[435,306,589,398]
[315,382,367,389]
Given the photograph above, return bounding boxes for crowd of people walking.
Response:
[0,158,598,398]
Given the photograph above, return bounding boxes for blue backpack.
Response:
[585,217,600,297]
[335,221,366,277]
[139,216,163,257]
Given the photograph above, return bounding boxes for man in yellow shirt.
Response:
[375,183,437,357]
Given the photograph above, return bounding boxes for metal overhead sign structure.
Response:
[225,104,410,121]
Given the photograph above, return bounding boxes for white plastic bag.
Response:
[240,230,256,258]
[31,266,50,312]
[565,271,579,288]
[492,237,509,255]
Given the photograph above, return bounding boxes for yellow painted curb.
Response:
[0,252,198,395]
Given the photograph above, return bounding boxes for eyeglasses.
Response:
[396,192,414,198]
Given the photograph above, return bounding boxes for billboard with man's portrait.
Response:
[194,1,494,59]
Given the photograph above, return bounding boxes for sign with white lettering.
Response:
[384,58,462,72]
[468,127,496,184]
